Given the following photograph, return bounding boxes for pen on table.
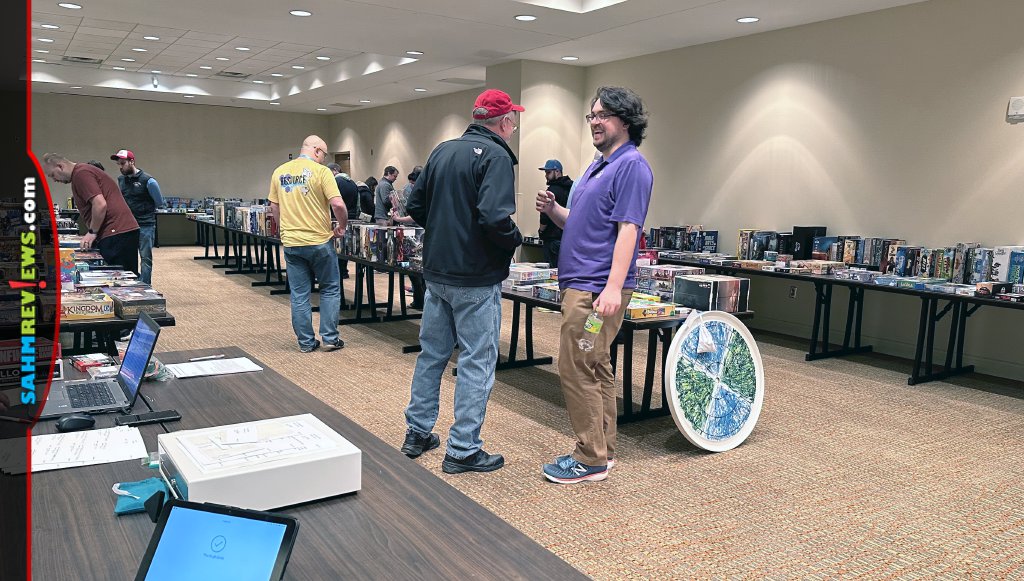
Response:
[189,354,225,362]
[0,415,33,425]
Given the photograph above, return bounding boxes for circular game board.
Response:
[664,311,765,452]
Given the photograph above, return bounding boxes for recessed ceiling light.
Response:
[113,66,126,70]
[292,65,304,69]
[270,73,283,77]
[359,99,371,103]
[253,80,265,84]
[561,56,579,61]
[200,65,212,70]
[413,88,427,92]
[32,59,46,63]
[289,9,312,17]
[58,2,82,9]
[186,73,198,77]
[143,36,160,41]
[515,15,536,21]
[35,49,49,54]
[70,86,82,89]
[151,70,161,74]
[236,47,250,51]
[184,95,195,98]
[316,107,326,111]
[406,50,423,56]
[38,38,54,43]
[216,57,229,61]
[269,102,280,105]
[737,17,759,23]
[41,24,59,29]
[316,56,330,61]
[132,48,147,52]
[121,58,135,62]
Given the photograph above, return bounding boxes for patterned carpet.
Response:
[152,246,1024,579]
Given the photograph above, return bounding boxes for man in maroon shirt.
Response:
[42,153,140,274]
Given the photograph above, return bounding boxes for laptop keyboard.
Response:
[66,382,117,408]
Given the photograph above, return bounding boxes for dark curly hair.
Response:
[590,86,648,147]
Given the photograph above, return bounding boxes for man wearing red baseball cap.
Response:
[399,89,524,474]
[111,149,163,284]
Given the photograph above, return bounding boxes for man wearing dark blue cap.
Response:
[538,159,573,268]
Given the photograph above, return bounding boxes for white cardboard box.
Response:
[158,413,361,510]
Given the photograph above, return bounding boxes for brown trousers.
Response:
[558,288,633,466]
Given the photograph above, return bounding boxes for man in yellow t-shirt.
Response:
[269,135,348,353]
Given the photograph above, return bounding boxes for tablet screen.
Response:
[138,502,295,581]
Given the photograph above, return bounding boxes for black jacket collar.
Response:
[462,124,518,166]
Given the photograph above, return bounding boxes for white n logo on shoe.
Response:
[571,464,587,476]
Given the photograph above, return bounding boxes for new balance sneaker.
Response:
[554,454,614,469]
[441,450,504,474]
[542,455,608,484]
[299,340,321,353]
[322,338,345,352]
[400,431,440,458]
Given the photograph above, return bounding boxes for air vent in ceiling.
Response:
[439,78,484,86]
[330,103,360,109]
[62,55,102,65]
[215,71,249,79]
[474,50,511,60]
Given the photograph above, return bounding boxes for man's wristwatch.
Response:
[87,228,96,235]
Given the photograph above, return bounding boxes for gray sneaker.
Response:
[300,340,321,353]
[322,339,345,352]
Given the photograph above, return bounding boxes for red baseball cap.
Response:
[110,149,135,161]
[472,89,525,120]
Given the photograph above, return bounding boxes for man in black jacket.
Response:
[400,89,524,474]
[537,159,573,267]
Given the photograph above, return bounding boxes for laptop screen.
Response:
[118,314,159,400]
[141,504,290,581]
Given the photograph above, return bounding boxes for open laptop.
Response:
[40,312,161,419]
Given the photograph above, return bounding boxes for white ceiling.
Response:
[31,0,928,114]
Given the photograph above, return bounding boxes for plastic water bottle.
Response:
[578,311,603,352]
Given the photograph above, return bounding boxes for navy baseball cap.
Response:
[539,159,562,171]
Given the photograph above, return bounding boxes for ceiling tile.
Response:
[79,18,136,32]
[181,30,234,43]
[174,37,225,49]
[75,26,130,39]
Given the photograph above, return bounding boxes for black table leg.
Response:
[806,283,873,361]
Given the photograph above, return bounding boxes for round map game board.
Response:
[664,311,765,452]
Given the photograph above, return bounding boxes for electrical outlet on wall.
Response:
[1008,96,1024,124]
[788,286,798,299]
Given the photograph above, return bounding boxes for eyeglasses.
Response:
[314,146,327,159]
[585,111,617,122]
[504,115,519,134]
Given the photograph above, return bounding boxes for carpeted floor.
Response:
[151,246,1024,579]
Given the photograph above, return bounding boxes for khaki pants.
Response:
[558,288,633,466]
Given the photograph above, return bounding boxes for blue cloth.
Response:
[138,224,155,284]
[146,177,163,207]
[284,240,339,350]
[113,477,168,515]
[558,143,653,293]
[283,240,341,349]
[405,281,501,459]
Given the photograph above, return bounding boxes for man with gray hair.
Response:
[400,89,524,474]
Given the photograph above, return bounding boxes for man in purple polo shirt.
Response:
[535,86,653,484]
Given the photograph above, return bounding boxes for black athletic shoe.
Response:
[300,340,321,353]
[408,302,424,310]
[401,431,440,458]
[322,339,345,352]
[441,450,504,474]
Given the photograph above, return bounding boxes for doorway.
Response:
[334,152,351,176]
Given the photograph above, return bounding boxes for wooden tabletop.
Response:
[31,347,585,580]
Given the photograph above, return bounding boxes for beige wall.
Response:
[583,0,1024,379]
[327,89,478,184]
[32,93,328,202]
[518,61,588,236]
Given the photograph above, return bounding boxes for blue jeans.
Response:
[138,224,155,284]
[284,241,341,349]
[405,281,502,459]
